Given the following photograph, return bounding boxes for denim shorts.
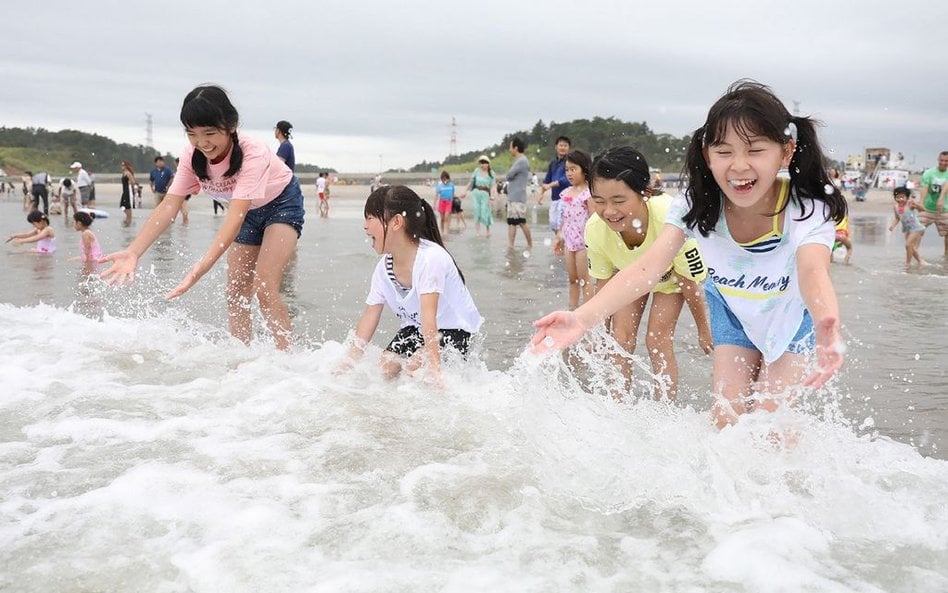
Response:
[235,176,305,246]
[705,283,814,355]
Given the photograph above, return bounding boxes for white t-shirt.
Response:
[316,177,327,193]
[665,185,835,363]
[366,239,483,333]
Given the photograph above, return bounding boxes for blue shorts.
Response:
[705,284,814,355]
[234,176,305,246]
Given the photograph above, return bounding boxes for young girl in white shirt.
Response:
[343,185,482,385]
[533,80,848,428]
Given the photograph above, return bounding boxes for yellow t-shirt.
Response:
[584,192,707,294]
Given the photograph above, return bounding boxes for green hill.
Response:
[0,127,332,177]
[409,117,693,175]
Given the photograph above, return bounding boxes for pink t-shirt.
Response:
[167,134,293,209]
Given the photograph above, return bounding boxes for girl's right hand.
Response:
[99,250,139,286]
[802,316,843,389]
[530,311,588,353]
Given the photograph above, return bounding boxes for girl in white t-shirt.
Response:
[100,85,305,350]
[341,185,482,386]
[533,80,848,428]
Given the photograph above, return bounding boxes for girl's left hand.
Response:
[165,262,203,300]
[802,316,843,388]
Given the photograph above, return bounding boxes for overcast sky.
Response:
[3,0,946,172]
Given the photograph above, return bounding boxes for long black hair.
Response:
[180,84,243,181]
[590,146,653,196]
[682,79,847,237]
[363,185,465,282]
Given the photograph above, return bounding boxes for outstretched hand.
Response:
[99,250,139,286]
[165,262,203,300]
[530,310,588,354]
[802,316,843,388]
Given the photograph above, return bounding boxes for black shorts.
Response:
[451,197,463,213]
[385,326,473,357]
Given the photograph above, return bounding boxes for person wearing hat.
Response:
[69,162,94,209]
[463,155,496,236]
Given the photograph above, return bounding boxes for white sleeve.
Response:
[365,260,388,306]
[664,192,693,236]
[799,202,836,249]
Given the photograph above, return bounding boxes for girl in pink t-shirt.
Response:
[100,85,305,350]
[557,150,594,309]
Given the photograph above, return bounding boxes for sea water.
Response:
[1,198,946,591]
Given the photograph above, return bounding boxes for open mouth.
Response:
[728,179,757,191]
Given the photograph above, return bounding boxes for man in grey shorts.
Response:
[505,137,533,250]
[70,161,94,208]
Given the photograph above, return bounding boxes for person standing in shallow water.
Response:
[119,161,137,226]
[505,137,533,250]
[100,84,305,351]
[464,155,496,237]
[274,120,296,172]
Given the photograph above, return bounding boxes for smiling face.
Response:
[363,215,387,254]
[704,122,794,212]
[589,177,647,236]
[185,126,234,163]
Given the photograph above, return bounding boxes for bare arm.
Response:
[532,224,686,351]
[165,199,251,299]
[797,243,843,387]
[417,292,442,379]
[12,227,51,245]
[100,194,187,284]
[679,276,713,354]
[342,303,384,364]
[7,228,38,242]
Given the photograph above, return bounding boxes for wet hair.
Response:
[27,211,49,224]
[275,120,293,139]
[180,84,243,181]
[682,79,847,236]
[590,146,653,196]
[363,185,464,282]
[510,137,526,153]
[555,136,572,147]
[564,150,592,186]
[440,171,451,181]
[893,186,911,198]
[62,178,73,188]
[74,211,94,227]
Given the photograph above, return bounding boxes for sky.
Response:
[3,0,947,173]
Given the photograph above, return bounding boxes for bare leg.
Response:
[252,223,299,350]
[645,292,685,400]
[711,345,761,429]
[227,243,259,345]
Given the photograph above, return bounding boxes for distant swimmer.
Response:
[533,80,848,429]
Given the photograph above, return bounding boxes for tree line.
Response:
[409,117,693,173]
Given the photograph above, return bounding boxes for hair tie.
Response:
[785,121,798,142]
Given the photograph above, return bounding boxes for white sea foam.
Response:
[1,304,946,592]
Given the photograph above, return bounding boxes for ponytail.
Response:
[364,185,466,283]
[681,126,722,236]
[787,116,847,224]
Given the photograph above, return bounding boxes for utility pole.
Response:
[145,113,154,149]
[449,116,457,157]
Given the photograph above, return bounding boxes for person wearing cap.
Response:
[463,155,496,236]
[69,162,94,209]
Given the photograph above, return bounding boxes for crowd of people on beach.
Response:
[6,79,948,429]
